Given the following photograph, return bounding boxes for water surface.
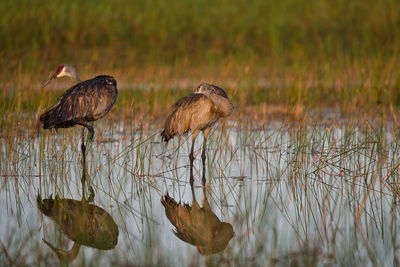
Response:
[1,121,399,266]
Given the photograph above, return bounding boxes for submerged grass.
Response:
[1,116,400,265]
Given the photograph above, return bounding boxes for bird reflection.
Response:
[37,188,119,262]
[37,143,118,262]
[161,170,234,255]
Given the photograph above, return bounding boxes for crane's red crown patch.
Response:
[56,65,64,74]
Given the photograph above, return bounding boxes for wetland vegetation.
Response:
[1,0,400,266]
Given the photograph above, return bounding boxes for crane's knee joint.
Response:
[88,128,94,141]
[189,153,195,162]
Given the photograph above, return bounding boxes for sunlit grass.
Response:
[1,0,400,123]
[2,62,400,137]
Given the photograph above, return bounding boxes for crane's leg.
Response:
[77,122,95,201]
[189,138,195,187]
[201,139,207,164]
[75,122,95,141]
[81,127,87,200]
[189,136,196,164]
[201,128,211,186]
[190,170,196,202]
[87,186,95,203]
[201,139,207,186]
[202,181,207,200]
[189,131,199,186]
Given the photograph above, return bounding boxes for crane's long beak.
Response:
[41,73,58,89]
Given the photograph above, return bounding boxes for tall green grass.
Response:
[2,0,400,130]
[1,0,400,72]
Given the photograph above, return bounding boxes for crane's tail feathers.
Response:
[39,106,59,129]
[161,129,173,142]
[161,193,178,208]
[39,111,52,129]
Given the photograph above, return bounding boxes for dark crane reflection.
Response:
[161,169,234,255]
[37,188,119,262]
[37,125,118,262]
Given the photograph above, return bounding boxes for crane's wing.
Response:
[161,194,196,242]
[40,76,117,129]
[161,93,213,142]
[208,93,234,117]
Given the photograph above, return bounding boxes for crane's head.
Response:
[195,83,228,98]
[42,64,80,88]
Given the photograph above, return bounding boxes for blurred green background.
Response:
[2,0,399,71]
[1,0,400,120]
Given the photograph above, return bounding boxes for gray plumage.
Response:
[39,64,118,140]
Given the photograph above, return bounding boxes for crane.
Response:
[39,64,118,141]
[161,83,233,183]
[39,64,118,186]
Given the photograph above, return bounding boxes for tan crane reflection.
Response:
[161,173,234,255]
[161,83,233,184]
[37,188,119,262]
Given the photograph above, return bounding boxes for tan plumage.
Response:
[161,83,233,142]
[161,83,233,180]
[161,193,234,255]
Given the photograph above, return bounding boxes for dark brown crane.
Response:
[161,83,233,182]
[39,64,118,141]
[39,64,118,187]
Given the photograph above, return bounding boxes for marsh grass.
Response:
[2,0,400,265]
[1,115,400,266]
[1,0,400,67]
[2,69,400,141]
[2,0,400,129]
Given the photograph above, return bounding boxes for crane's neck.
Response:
[72,73,82,83]
[63,66,81,83]
[43,239,81,262]
[209,94,234,117]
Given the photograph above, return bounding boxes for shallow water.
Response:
[1,121,399,266]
